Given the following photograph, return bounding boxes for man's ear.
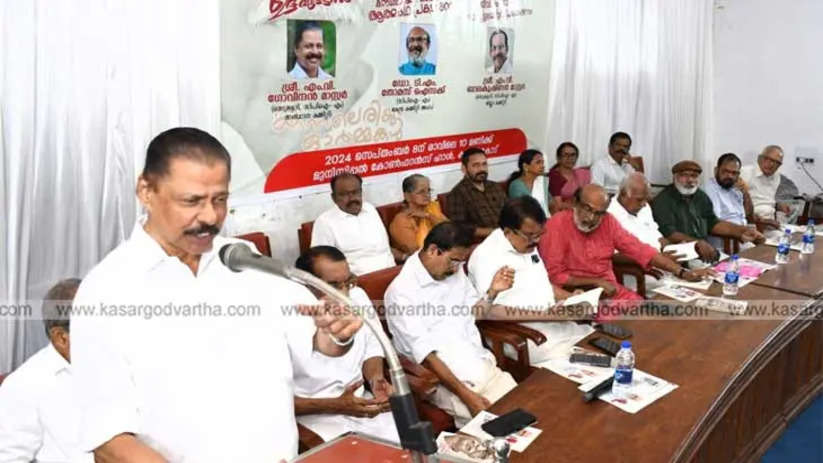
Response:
[136,174,154,212]
[49,326,69,349]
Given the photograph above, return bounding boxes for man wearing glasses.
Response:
[467,197,595,364]
[311,173,400,275]
[740,145,797,224]
[292,246,399,443]
[541,184,714,302]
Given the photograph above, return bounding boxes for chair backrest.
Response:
[0,373,6,386]
[235,232,272,257]
[298,221,314,254]
[437,193,449,216]
[358,265,403,333]
[629,156,645,174]
[376,201,405,230]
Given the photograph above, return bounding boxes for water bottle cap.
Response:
[621,340,632,349]
[810,219,816,225]
[785,229,792,234]
[732,254,739,260]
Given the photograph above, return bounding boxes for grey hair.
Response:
[43,278,81,337]
[761,145,784,157]
[402,174,428,193]
[618,172,651,198]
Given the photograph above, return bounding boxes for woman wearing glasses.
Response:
[547,142,591,211]
[389,174,449,256]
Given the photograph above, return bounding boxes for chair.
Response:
[298,221,314,254]
[475,321,544,382]
[0,373,6,386]
[437,193,449,216]
[358,265,454,435]
[376,201,405,231]
[235,232,272,257]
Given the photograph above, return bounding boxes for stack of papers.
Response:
[652,285,703,302]
[782,223,823,236]
[663,242,699,261]
[577,369,678,414]
[459,411,542,453]
[539,352,613,385]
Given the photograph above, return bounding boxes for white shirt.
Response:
[590,155,635,195]
[0,344,92,463]
[292,287,398,443]
[485,57,513,74]
[385,253,495,386]
[740,164,780,218]
[71,222,318,462]
[311,202,396,275]
[289,61,332,81]
[607,197,663,250]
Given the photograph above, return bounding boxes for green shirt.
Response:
[651,184,719,239]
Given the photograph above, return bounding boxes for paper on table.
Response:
[713,257,775,278]
[694,296,748,315]
[578,369,678,414]
[663,242,699,261]
[539,348,613,384]
[459,411,542,453]
[436,432,495,462]
[563,287,603,308]
[652,285,702,302]
[659,274,714,291]
[782,223,823,236]
[764,238,803,251]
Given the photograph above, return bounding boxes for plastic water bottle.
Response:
[611,341,635,399]
[723,254,740,297]
[775,229,791,264]
[801,219,816,254]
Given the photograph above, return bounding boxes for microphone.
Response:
[219,243,438,457]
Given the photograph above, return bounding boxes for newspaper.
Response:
[459,411,542,453]
[578,369,678,414]
[659,275,714,291]
[651,285,703,302]
[694,296,748,315]
[436,432,495,462]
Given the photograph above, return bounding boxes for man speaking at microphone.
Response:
[71,128,362,462]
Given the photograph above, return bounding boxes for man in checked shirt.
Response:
[446,148,508,240]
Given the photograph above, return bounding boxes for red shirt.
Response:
[539,210,658,286]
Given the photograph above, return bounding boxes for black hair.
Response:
[489,29,509,50]
[142,127,231,182]
[555,141,579,160]
[460,147,486,166]
[716,152,741,168]
[499,196,547,230]
[295,246,346,275]
[422,222,473,252]
[42,278,81,337]
[295,21,323,48]
[402,174,427,193]
[507,149,543,183]
[609,131,632,147]
[330,172,363,195]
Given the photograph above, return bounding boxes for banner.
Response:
[221,0,553,194]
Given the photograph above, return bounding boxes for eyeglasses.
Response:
[576,202,608,218]
[761,156,783,167]
[327,274,358,291]
[413,188,433,196]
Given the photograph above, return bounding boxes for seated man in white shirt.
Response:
[590,131,636,195]
[292,246,400,443]
[607,172,666,251]
[0,278,92,463]
[740,145,798,226]
[71,127,362,463]
[467,196,594,365]
[311,173,400,275]
[385,222,517,427]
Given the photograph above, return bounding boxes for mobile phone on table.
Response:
[480,408,537,437]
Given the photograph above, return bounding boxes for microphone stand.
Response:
[227,250,439,462]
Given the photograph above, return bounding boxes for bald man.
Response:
[539,185,713,302]
[399,26,436,75]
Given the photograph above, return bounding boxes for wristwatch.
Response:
[677,267,687,279]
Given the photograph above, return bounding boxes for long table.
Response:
[740,244,823,298]
[489,251,823,463]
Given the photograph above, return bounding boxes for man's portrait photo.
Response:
[398,24,437,76]
[486,28,514,74]
[287,20,336,80]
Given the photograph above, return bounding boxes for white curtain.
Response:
[544,0,714,184]
[0,0,221,373]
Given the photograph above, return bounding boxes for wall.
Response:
[713,0,823,196]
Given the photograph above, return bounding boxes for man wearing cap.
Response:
[651,160,765,262]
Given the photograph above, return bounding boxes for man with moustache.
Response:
[467,197,594,364]
[289,21,332,80]
[311,173,399,275]
[70,128,362,463]
[652,160,765,263]
[446,147,507,240]
[398,26,436,76]
[740,145,798,224]
[590,132,636,195]
[704,153,757,248]
[540,184,712,301]
[486,29,512,74]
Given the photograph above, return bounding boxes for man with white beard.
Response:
[398,26,436,75]
[651,161,764,262]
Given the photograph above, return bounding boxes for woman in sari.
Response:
[507,149,555,216]
[389,174,448,255]
[548,141,591,210]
